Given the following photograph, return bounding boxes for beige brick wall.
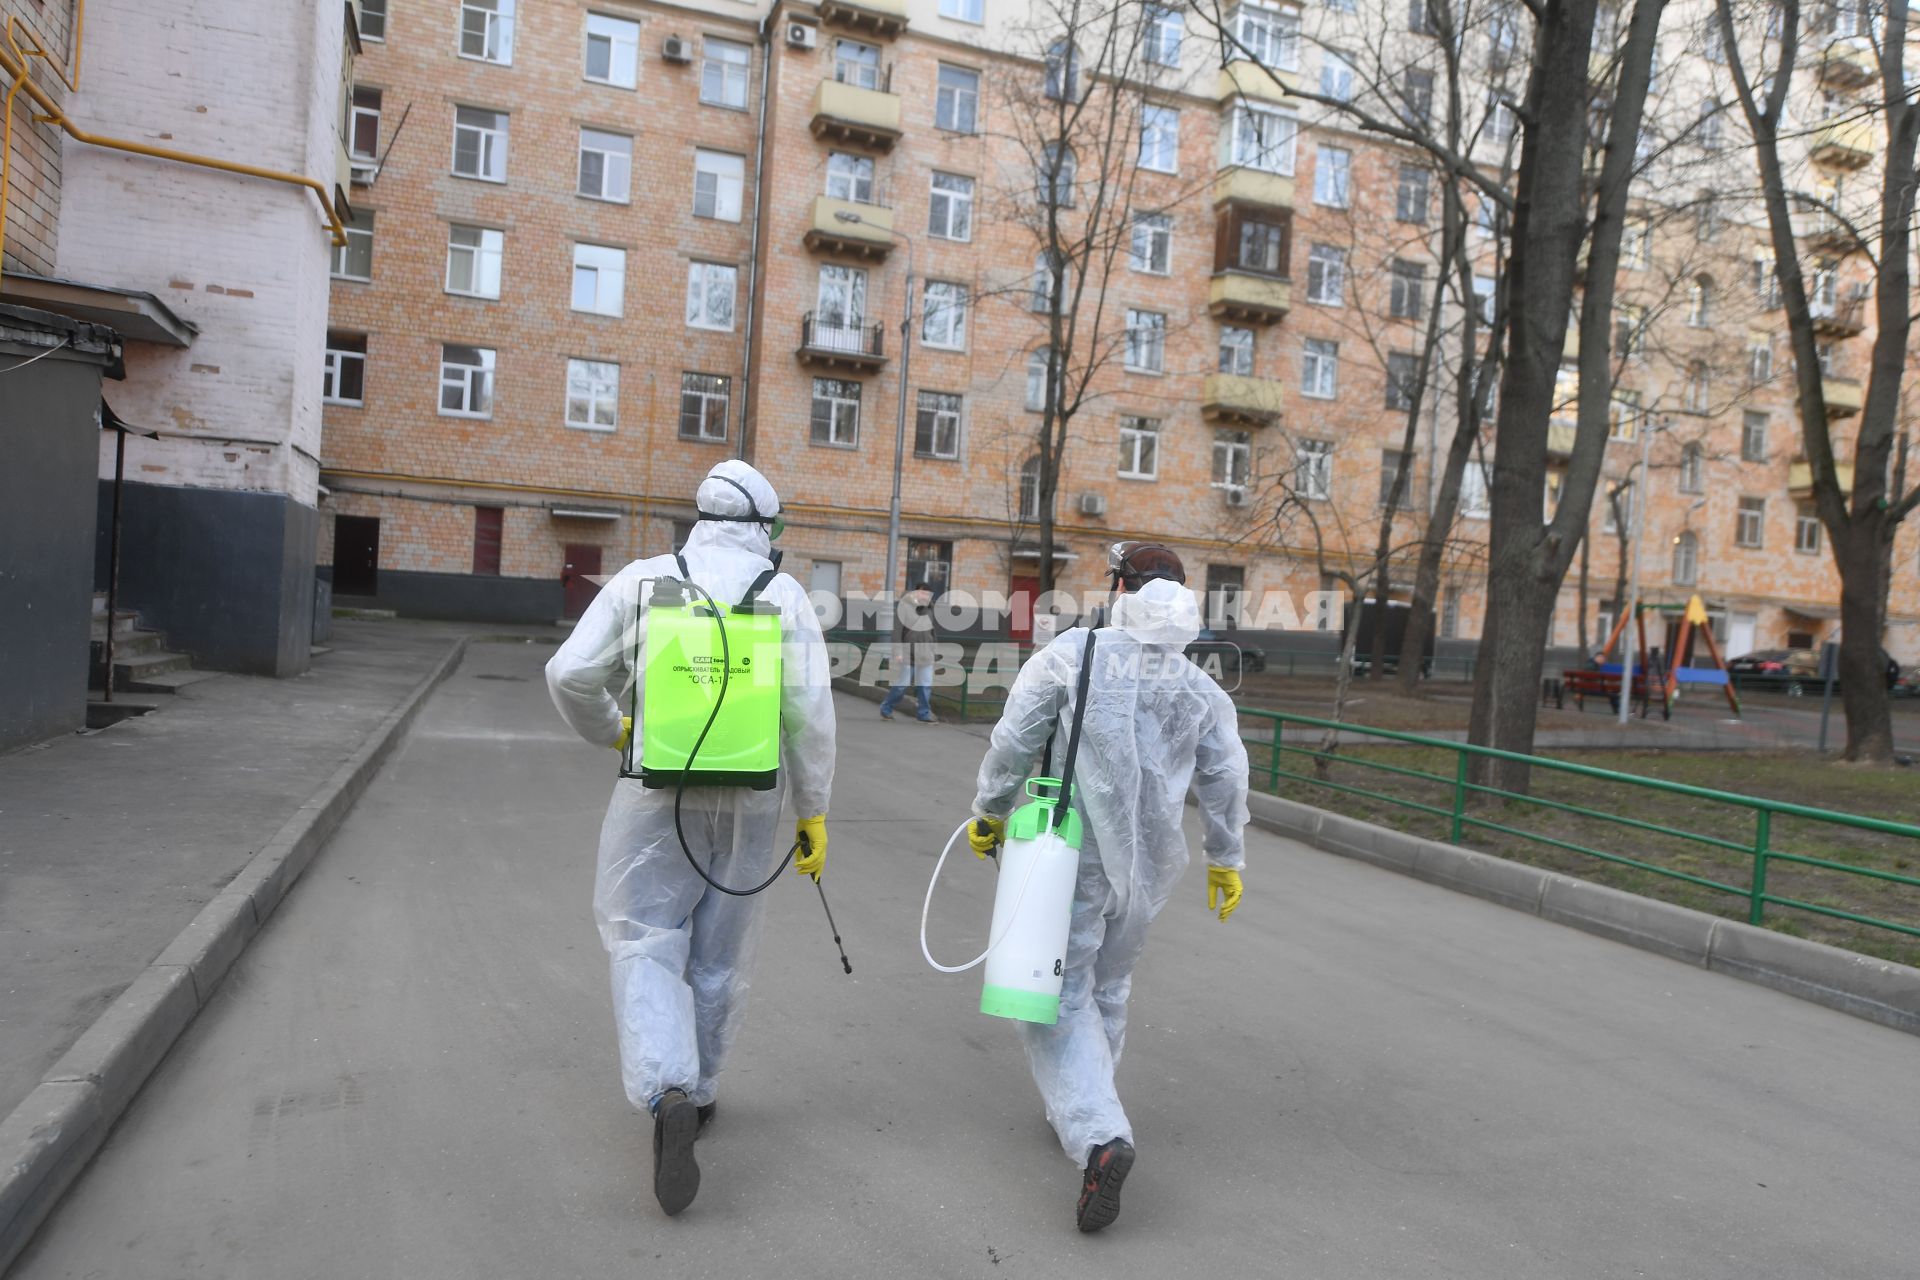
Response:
[1,0,73,275]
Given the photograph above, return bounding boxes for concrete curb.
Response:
[1242,790,1920,1037]
[0,637,470,1275]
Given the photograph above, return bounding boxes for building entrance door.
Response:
[1727,611,1758,661]
[1008,574,1041,643]
[333,516,379,597]
[562,544,603,620]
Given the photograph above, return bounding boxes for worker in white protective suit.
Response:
[967,542,1249,1233]
[545,459,835,1218]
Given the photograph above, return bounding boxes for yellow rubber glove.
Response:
[967,815,1006,860]
[794,815,827,882]
[613,716,633,753]
[1206,866,1244,922]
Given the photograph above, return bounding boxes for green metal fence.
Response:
[1239,708,1920,942]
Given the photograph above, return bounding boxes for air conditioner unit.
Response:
[349,161,378,186]
[661,35,692,63]
[786,22,818,49]
[1224,487,1251,508]
[1078,492,1107,516]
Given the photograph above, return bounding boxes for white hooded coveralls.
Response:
[972,578,1250,1162]
[546,461,835,1111]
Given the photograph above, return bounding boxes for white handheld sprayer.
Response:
[919,630,1098,1025]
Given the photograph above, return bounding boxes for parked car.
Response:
[1893,665,1920,698]
[1727,648,1822,695]
[1186,628,1267,680]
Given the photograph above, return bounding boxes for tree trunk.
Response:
[1576,526,1591,656]
[1835,528,1896,759]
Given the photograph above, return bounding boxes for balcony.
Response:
[1208,271,1290,325]
[1201,374,1285,428]
[1212,165,1293,211]
[818,0,907,39]
[1802,214,1857,255]
[1808,116,1874,170]
[1547,420,1577,458]
[810,78,902,153]
[1818,37,1876,90]
[1789,459,1855,497]
[1823,374,1863,417]
[798,312,885,371]
[1215,59,1297,105]
[1811,296,1866,337]
[804,197,895,259]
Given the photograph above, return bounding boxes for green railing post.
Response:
[1268,717,1282,793]
[1449,748,1468,844]
[1750,809,1771,926]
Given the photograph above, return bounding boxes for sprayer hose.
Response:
[919,817,1045,974]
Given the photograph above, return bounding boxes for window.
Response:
[1471,274,1497,325]
[445,225,503,298]
[460,0,514,64]
[1609,390,1640,441]
[578,128,632,202]
[694,150,745,221]
[1030,251,1069,312]
[1295,440,1332,500]
[331,209,373,281]
[1472,197,1500,240]
[679,372,731,442]
[1213,430,1252,489]
[1313,145,1350,207]
[1045,40,1080,100]
[1026,348,1057,412]
[1139,104,1180,172]
[1018,455,1046,521]
[1741,411,1767,462]
[571,244,626,317]
[1145,6,1183,65]
[452,107,508,181]
[1440,592,1461,639]
[1749,336,1772,383]
[1614,304,1644,359]
[815,263,868,335]
[1040,141,1076,206]
[1687,274,1713,327]
[585,13,640,88]
[1696,99,1723,149]
[1684,362,1711,414]
[825,151,875,204]
[1487,3,1520,67]
[939,0,984,22]
[685,261,738,330]
[1321,50,1354,102]
[928,171,974,240]
[350,88,381,162]
[439,344,495,417]
[1486,93,1516,144]
[1124,310,1166,373]
[1695,193,1720,242]
[1205,565,1247,628]
[1234,2,1300,71]
[1224,207,1288,275]
[1230,104,1297,174]
[1678,442,1705,493]
[916,391,963,458]
[1306,244,1345,305]
[1219,327,1254,375]
[936,65,979,133]
[701,38,750,109]
[1409,0,1437,34]
[810,377,861,447]
[1301,338,1338,399]
[565,358,619,430]
[1736,496,1765,548]
[833,38,880,89]
[1389,260,1425,319]
[1400,69,1434,127]
[1817,342,1837,377]
[1396,166,1432,224]
[1672,531,1698,584]
[1130,213,1172,274]
[1703,17,1725,63]
[1119,416,1160,479]
[359,0,386,41]
[907,539,953,594]
[1462,460,1492,517]
[1621,217,1651,269]
[921,281,968,348]
[1379,449,1412,507]
[1795,505,1822,554]
[323,333,366,405]
[1386,351,1418,410]
[473,506,503,576]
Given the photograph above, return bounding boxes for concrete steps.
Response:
[88,594,207,694]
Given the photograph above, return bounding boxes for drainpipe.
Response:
[736,8,777,463]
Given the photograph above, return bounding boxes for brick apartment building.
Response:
[320,0,1920,660]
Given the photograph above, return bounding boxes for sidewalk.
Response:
[0,619,521,1121]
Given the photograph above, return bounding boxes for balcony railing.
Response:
[1808,116,1874,169]
[1208,270,1291,325]
[799,312,885,370]
[811,75,902,152]
[1810,295,1866,337]
[1823,374,1863,417]
[805,195,895,258]
[818,0,908,40]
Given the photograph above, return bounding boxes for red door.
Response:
[562,544,603,620]
[1008,575,1042,643]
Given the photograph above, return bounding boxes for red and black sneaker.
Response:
[1075,1137,1135,1233]
[652,1089,701,1216]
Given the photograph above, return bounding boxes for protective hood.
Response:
[1108,577,1202,648]
[685,459,780,560]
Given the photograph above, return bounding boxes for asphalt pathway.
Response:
[12,641,1915,1279]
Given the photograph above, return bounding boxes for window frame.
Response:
[571,243,627,318]
[1229,102,1298,175]
[1295,439,1332,500]
[920,280,969,350]
[330,209,374,282]
[577,127,633,203]
[1736,496,1766,549]
[1794,505,1822,555]
[1301,338,1338,399]
[1395,165,1432,224]
[1305,243,1346,306]
[1118,415,1161,480]
[1138,103,1180,174]
[1212,429,1253,489]
[1219,326,1254,376]
[565,357,621,431]
[458,0,515,65]
[1740,411,1768,462]
[1130,213,1173,275]
[701,38,752,110]
[678,371,733,443]
[693,149,745,222]
[938,0,985,24]
[445,224,504,299]
[1123,309,1167,374]
[438,343,497,419]
[349,88,382,162]
[685,261,739,331]
[935,63,980,133]
[1144,5,1183,66]
[1313,144,1351,208]
[915,390,964,459]
[451,106,509,183]
[583,11,641,89]
[322,333,367,406]
[928,171,975,241]
[810,377,863,448]
[1389,259,1426,319]
[359,0,387,41]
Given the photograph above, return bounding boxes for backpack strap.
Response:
[740,567,780,610]
[1053,627,1099,830]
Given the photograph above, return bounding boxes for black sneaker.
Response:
[652,1089,701,1216]
[697,1101,717,1133]
[1075,1138,1135,1232]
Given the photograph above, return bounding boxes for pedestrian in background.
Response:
[880,582,939,723]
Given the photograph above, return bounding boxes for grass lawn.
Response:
[1243,736,1920,968]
